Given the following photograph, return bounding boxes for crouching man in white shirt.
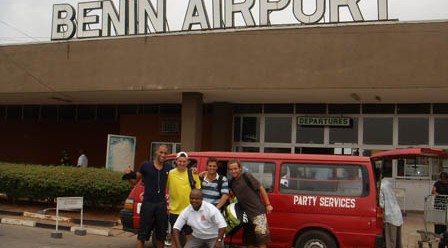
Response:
[173,189,227,248]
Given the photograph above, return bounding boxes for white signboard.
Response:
[106,134,137,172]
[57,197,83,210]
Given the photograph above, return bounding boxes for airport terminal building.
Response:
[0,1,447,210]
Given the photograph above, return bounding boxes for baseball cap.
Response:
[176,151,188,159]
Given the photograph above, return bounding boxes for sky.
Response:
[0,0,447,45]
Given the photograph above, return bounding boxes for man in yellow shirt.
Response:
[167,151,201,248]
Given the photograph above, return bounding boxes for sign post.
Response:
[51,197,86,238]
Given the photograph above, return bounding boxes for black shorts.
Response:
[138,201,168,241]
[169,214,193,235]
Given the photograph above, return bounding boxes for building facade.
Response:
[1,20,447,210]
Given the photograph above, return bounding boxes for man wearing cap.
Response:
[167,151,201,248]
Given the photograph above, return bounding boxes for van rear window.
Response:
[280,163,368,197]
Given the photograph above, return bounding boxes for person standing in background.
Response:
[380,178,403,248]
[77,149,88,167]
[60,149,71,166]
[432,172,448,235]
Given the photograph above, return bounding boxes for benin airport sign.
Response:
[298,117,351,127]
[51,0,390,40]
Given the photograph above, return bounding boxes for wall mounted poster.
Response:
[106,134,136,172]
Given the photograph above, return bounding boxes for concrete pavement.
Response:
[0,207,442,247]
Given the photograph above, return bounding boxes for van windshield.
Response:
[280,163,368,197]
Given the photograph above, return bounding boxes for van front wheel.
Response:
[295,230,337,248]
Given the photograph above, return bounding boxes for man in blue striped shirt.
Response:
[200,157,230,210]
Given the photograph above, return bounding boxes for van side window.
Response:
[280,163,367,197]
[240,161,275,193]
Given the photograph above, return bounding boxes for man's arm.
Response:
[259,185,273,213]
[122,164,141,185]
[215,227,226,248]
[215,194,229,210]
[172,228,182,248]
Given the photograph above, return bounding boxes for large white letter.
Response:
[330,0,363,23]
[224,0,256,28]
[102,0,127,36]
[77,1,102,38]
[212,0,223,28]
[138,0,166,33]
[293,0,325,24]
[182,0,210,31]
[378,0,388,20]
[51,4,76,40]
[259,0,290,26]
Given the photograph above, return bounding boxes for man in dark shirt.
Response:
[126,144,171,248]
[228,160,273,248]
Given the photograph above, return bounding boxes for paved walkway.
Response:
[0,201,442,247]
[402,211,442,248]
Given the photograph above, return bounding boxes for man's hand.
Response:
[125,164,132,174]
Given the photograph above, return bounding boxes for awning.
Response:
[371,148,447,161]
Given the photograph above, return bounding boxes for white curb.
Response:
[1,218,36,227]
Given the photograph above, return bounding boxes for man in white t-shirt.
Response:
[77,149,88,168]
[173,189,227,248]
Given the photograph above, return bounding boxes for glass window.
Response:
[295,104,326,114]
[265,117,291,143]
[97,105,117,121]
[78,105,96,120]
[234,104,262,114]
[141,104,158,114]
[363,118,393,145]
[435,118,448,145]
[23,105,40,120]
[329,118,358,144]
[264,147,291,153]
[362,104,395,114]
[279,163,366,197]
[41,105,58,120]
[6,105,22,120]
[59,105,76,121]
[296,126,324,144]
[240,161,275,192]
[397,104,430,114]
[397,157,430,178]
[398,118,428,145]
[233,117,241,142]
[264,104,293,114]
[328,104,360,114]
[434,104,448,114]
[242,117,259,142]
[0,106,5,120]
[159,104,181,114]
[118,105,139,115]
[235,146,260,152]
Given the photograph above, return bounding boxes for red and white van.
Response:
[120,151,384,248]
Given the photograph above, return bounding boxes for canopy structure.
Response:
[371,148,447,161]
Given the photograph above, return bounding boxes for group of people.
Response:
[60,148,88,167]
[124,144,272,248]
